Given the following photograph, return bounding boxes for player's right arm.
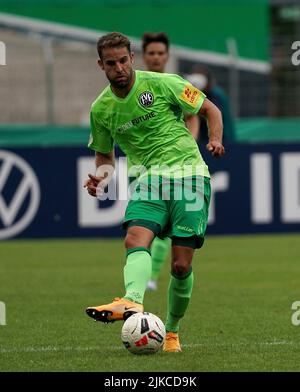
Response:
[84,150,115,197]
[84,108,115,197]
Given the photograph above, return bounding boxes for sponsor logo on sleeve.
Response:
[180,84,202,108]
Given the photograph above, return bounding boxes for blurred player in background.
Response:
[84,32,224,352]
[185,65,236,143]
[142,32,200,291]
[142,32,169,74]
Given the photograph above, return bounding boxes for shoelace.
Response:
[166,334,178,341]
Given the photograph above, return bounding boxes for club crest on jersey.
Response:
[138,91,154,107]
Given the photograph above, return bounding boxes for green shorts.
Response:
[123,175,211,248]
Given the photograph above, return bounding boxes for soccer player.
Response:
[142,32,169,74]
[84,32,224,352]
[142,32,200,291]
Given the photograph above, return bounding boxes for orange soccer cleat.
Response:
[86,297,143,323]
[163,332,182,352]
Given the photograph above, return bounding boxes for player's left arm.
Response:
[184,113,199,140]
[161,73,223,153]
[198,98,225,157]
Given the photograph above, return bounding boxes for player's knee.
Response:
[125,231,150,249]
[125,226,154,249]
[171,260,191,276]
[125,232,139,249]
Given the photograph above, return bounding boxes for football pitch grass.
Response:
[0,234,299,372]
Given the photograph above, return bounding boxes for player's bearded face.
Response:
[100,47,134,88]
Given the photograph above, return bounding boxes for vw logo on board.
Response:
[0,150,40,239]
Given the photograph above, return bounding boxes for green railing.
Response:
[0,0,269,61]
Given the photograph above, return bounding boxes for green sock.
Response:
[123,248,152,304]
[165,269,194,333]
[150,237,171,280]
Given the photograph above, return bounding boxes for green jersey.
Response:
[88,70,210,178]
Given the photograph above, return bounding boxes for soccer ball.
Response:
[121,312,166,355]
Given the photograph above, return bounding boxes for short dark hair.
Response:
[142,32,170,53]
[97,32,131,59]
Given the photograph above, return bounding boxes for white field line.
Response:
[0,341,297,354]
